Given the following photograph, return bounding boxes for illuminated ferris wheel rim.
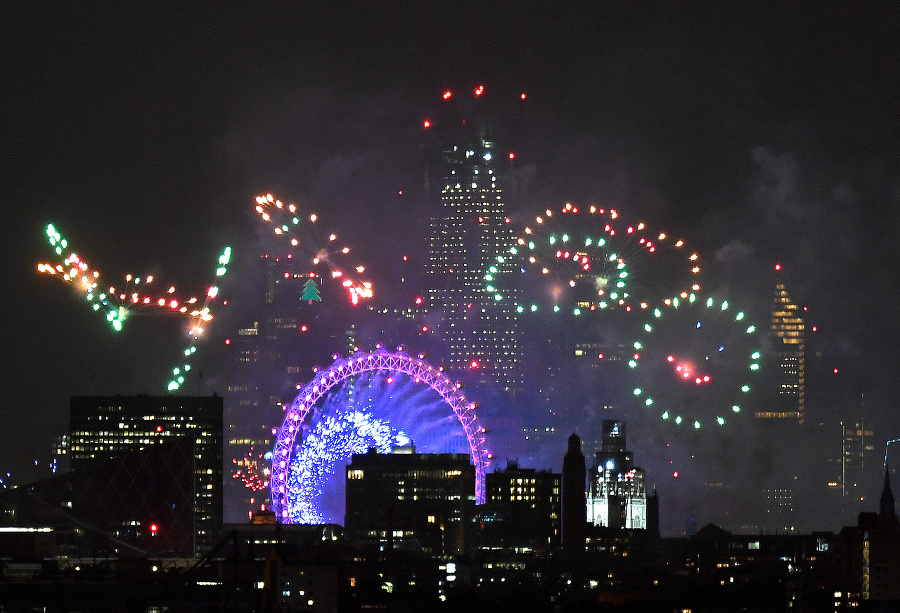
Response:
[270,348,491,522]
[486,203,701,314]
[628,293,762,430]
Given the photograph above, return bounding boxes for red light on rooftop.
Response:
[520,92,527,99]
[775,263,782,271]
[442,90,452,100]
[508,152,515,159]
[423,119,431,128]
[474,85,484,96]
[155,425,163,433]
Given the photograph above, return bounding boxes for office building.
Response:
[344,446,476,555]
[69,394,223,556]
[0,438,195,558]
[480,460,560,550]
[424,128,523,395]
[758,272,805,422]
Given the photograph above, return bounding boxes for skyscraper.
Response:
[424,128,523,395]
[69,394,223,556]
[757,271,805,422]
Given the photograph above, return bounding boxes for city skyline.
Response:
[3,4,900,535]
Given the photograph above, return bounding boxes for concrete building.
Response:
[480,461,560,551]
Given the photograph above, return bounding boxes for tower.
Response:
[586,420,647,530]
[561,433,586,551]
[758,267,805,422]
[424,127,523,395]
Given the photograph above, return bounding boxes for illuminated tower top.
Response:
[758,266,805,423]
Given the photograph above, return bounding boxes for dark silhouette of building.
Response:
[0,438,194,557]
[479,460,560,551]
[69,394,223,555]
[561,433,586,551]
[344,447,475,555]
[879,464,898,526]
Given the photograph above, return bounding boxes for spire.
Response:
[880,463,898,526]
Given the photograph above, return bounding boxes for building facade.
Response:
[344,447,476,555]
[424,130,523,396]
[480,461,560,551]
[69,394,223,555]
[758,273,805,422]
[586,421,647,530]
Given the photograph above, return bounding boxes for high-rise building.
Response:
[586,420,647,530]
[344,446,476,555]
[758,272,805,422]
[842,416,876,501]
[69,395,223,556]
[424,129,523,395]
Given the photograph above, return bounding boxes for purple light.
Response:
[270,349,491,522]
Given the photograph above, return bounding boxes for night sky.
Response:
[3,3,900,530]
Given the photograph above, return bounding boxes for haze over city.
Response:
[3,3,900,537]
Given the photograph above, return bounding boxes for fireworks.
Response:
[627,293,761,429]
[254,193,373,305]
[38,222,230,392]
[39,223,215,332]
[233,446,273,492]
[166,246,231,392]
[488,203,701,315]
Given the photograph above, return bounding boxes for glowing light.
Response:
[39,224,212,331]
[270,349,491,522]
[487,204,700,314]
[628,294,761,429]
[255,193,372,304]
